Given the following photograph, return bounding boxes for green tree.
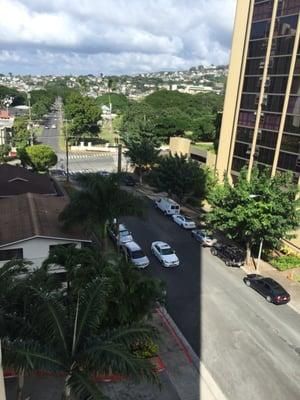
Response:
[59,174,146,246]
[25,144,58,171]
[12,116,30,148]
[207,167,300,264]
[0,144,11,162]
[151,154,209,201]
[191,113,215,142]
[43,245,165,327]
[126,139,160,183]
[2,276,158,400]
[97,93,129,113]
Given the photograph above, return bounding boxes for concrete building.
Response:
[216,0,300,183]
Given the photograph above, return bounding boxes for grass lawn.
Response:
[191,142,216,154]
[100,120,120,145]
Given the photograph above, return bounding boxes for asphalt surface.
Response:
[38,109,122,174]
[123,198,300,400]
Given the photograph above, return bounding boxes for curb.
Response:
[156,307,227,400]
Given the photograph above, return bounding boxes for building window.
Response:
[291,76,300,95]
[284,114,300,133]
[250,20,270,40]
[265,76,288,93]
[278,151,298,170]
[281,134,300,153]
[0,248,23,261]
[261,113,281,130]
[294,56,300,74]
[248,39,268,58]
[277,0,300,17]
[273,15,298,37]
[271,36,295,55]
[257,147,275,165]
[240,93,258,110]
[253,1,273,22]
[287,96,300,115]
[263,94,285,112]
[269,56,292,75]
[245,58,264,75]
[258,130,278,148]
[243,76,262,93]
[238,111,256,127]
[231,157,248,172]
[236,127,254,143]
[234,142,250,158]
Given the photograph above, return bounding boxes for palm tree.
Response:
[2,277,158,400]
[43,245,165,327]
[59,174,146,248]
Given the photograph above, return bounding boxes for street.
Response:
[123,198,300,400]
[38,109,122,174]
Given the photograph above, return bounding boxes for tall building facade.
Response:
[216,0,300,183]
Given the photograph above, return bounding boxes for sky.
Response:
[0,0,236,76]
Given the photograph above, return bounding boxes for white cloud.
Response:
[0,0,236,74]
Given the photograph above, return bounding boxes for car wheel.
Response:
[211,249,217,256]
[163,211,167,216]
[266,296,272,303]
[225,260,231,267]
[245,280,251,287]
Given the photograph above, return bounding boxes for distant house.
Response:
[0,110,14,146]
[0,193,91,269]
[0,164,58,197]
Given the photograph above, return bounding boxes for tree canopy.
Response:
[96,93,129,113]
[150,154,211,202]
[25,144,58,171]
[207,166,300,263]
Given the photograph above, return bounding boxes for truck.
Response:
[155,197,180,216]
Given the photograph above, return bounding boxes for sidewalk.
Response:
[136,184,300,316]
[242,260,300,314]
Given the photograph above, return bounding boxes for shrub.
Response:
[270,255,300,271]
[131,337,159,359]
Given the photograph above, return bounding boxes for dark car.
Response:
[123,175,136,186]
[210,243,245,267]
[243,274,290,304]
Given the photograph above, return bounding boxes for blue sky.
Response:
[0,0,236,75]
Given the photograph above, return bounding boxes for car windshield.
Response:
[119,230,130,237]
[161,247,174,255]
[131,250,145,259]
[185,217,193,222]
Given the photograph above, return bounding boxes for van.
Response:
[122,241,149,269]
[155,197,180,216]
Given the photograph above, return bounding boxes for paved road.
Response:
[123,198,300,400]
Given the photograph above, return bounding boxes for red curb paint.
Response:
[156,307,193,364]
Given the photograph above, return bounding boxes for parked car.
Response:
[122,241,149,269]
[151,241,179,267]
[210,243,245,267]
[243,274,290,304]
[98,171,111,177]
[172,214,196,229]
[155,197,180,216]
[108,223,133,246]
[191,229,214,246]
[123,175,136,186]
[51,124,56,129]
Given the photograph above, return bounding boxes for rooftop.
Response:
[0,193,90,247]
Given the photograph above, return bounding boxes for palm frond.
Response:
[73,277,111,350]
[67,370,110,400]
[2,338,65,373]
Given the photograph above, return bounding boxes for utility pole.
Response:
[27,92,34,146]
[117,144,122,173]
[65,120,70,182]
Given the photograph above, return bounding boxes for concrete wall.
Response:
[169,137,191,156]
[0,237,84,269]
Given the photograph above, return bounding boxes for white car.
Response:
[172,214,196,229]
[151,241,179,267]
[51,124,56,129]
[122,241,149,269]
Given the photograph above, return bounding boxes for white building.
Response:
[0,193,91,269]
